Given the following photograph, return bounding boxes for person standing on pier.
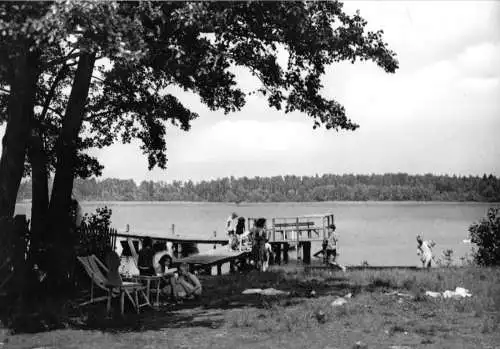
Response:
[226,212,238,250]
[226,212,238,235]
[235,216,246,251]
[324,224,338,265]
[252,218,268,271]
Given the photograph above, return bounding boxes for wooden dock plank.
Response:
[175,250,250,267]
[116,232,229,245]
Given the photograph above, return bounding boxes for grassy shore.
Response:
[2,266,500,349]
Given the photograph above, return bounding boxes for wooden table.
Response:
[130,275,163,307]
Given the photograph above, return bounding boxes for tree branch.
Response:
[43,51,81,69]
[39,65,70,123]
[35,105,65,120]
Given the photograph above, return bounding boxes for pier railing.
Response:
[248,213,335,244]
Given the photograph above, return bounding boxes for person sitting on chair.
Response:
[152,247,178,297]
[138,237,155,276]
[105,246,121,288]
[170,263,202,302]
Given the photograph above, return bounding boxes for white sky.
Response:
[1,1,500,183]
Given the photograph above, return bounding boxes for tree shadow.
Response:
[76,269,357,332]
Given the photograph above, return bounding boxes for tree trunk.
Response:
[29,63,69,260]
[0,50,39,219]
[27,129,49,264]
[45,52,95,292]
[49,52,96,235]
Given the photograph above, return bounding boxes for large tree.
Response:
[0,1,398,290]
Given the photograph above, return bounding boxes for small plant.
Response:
[436,249,454,267]
[459,253,474,266]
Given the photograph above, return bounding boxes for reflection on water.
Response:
[15,201,498,266]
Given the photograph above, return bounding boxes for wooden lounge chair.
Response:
[77,254,151,315]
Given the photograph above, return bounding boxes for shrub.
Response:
[81,206,112,230]
[436,249,454,267]
[469,208,500,266]
[76,206,113,259]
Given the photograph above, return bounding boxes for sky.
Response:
[1,1,499,183]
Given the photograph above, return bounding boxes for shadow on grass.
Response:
[75,269,357,332]
[7,267,413,333]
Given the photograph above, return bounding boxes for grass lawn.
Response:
[2,266,500,349]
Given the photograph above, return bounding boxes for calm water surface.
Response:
[15,201,499,266]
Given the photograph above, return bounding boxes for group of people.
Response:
[137,237,202,302]
[226,213,272,271]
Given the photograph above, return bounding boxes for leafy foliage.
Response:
[2,1,398,176]
[16,173,500,202]
[1,1,152,179]
[469,208,500,266]
[77,206,113,259]
[81,205,112,231]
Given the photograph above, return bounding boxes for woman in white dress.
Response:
[417,234,436,268]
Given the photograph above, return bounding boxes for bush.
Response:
[469,208,500,266]
[76,206,113,259]
[81,206,112,231]
[436,249,454,267]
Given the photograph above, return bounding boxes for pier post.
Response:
[173,243,179,258]
[303,241,311,264]
[171,224,175,235]
[229,261,235,273]
[283,243,289,264]
[217,263,222,276]
[272,218,276,243]
[274,243,282,265]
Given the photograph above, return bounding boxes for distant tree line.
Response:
[16,173,500,203]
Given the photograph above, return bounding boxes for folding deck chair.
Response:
[77,254,151,315]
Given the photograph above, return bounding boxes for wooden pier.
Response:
[111,212,336,274]
[248,213,336,266]
[113,231,229,259]
[114,232,229,245]
[113,230,250,275]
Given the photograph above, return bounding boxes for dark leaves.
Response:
[2,1,398,176]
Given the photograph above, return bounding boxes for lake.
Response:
[15,201,499,267]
